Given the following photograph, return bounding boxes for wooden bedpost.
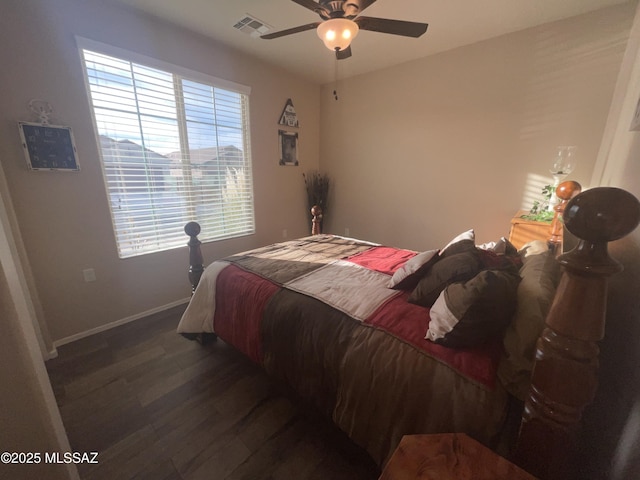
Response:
[183,222,217,344]
[515,187,640,480]
[548,181,581,254]
[185,221,204,294]
[311,205,323,235]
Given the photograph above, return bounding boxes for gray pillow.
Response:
[497,250,561,400]
[388,249,439,290]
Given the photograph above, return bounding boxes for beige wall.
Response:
[0,0,321,343]
[319,3,635,251]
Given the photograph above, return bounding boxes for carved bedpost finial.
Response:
[548,180,581,254]
[311,205,323,235]
[185,222,204,294]
[516,187,640,480]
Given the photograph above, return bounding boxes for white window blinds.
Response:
[79,42,255,258]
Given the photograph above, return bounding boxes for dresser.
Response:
[508,211,552,250]
[379,434,537,480]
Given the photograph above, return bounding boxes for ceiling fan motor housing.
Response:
[318,1,358,20]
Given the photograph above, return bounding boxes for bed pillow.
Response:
[477,248,522,273]
[518,239,549,257]
[501,237,518,256]
[408,249,483,307]
[497,246,561,400]
[477,237,518,256]
[388,249,440,290]
[426,269,521,348]
[388,229,475,291]
[440,229,475,257]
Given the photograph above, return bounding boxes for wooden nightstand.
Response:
[379,434,537,480]
[509,211,552,250]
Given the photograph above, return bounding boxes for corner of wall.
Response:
[591,0,640,189]
[0,156,56,359]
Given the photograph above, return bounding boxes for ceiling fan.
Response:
[261,0,428,60]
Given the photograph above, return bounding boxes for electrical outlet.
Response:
[345,227,350,236]
[82,268,96,282]
[282,229,288,238]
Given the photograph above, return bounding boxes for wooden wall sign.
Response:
[278,99,299,128]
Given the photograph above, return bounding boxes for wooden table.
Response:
[509,211,552,250]
[379,434,537,480]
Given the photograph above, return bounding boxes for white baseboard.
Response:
[44,348,58,360]
[53,297,190,348]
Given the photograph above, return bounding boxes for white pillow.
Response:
[387,249,439,289]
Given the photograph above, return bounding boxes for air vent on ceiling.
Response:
[233,14,271,38]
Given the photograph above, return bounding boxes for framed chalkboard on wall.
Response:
[18,122,80,171]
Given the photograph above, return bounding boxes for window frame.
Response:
[76,37,255,259]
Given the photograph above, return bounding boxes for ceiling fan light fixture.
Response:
[317,18,359,52]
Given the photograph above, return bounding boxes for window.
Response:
[78,39,254,258]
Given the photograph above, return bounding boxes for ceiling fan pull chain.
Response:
[333,54,339,100]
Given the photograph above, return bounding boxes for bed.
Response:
[177,184,640,480]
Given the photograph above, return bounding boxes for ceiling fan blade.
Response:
[355,16,428,38]
[336,45,352,60]
[291,0,327,15]
[261,22,321,40]
[358,0,378,11]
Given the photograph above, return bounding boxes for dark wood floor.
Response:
[46,305,380,480]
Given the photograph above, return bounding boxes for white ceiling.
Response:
[111,0,630,84]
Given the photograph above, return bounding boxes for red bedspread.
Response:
[213,265,280,364]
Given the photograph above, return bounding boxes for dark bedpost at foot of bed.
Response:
[515,187,640,480]
[183,221,217,344]
[185,221,204,293]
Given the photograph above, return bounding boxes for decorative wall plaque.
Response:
[278,98,299,128]
[279,130,298,166]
